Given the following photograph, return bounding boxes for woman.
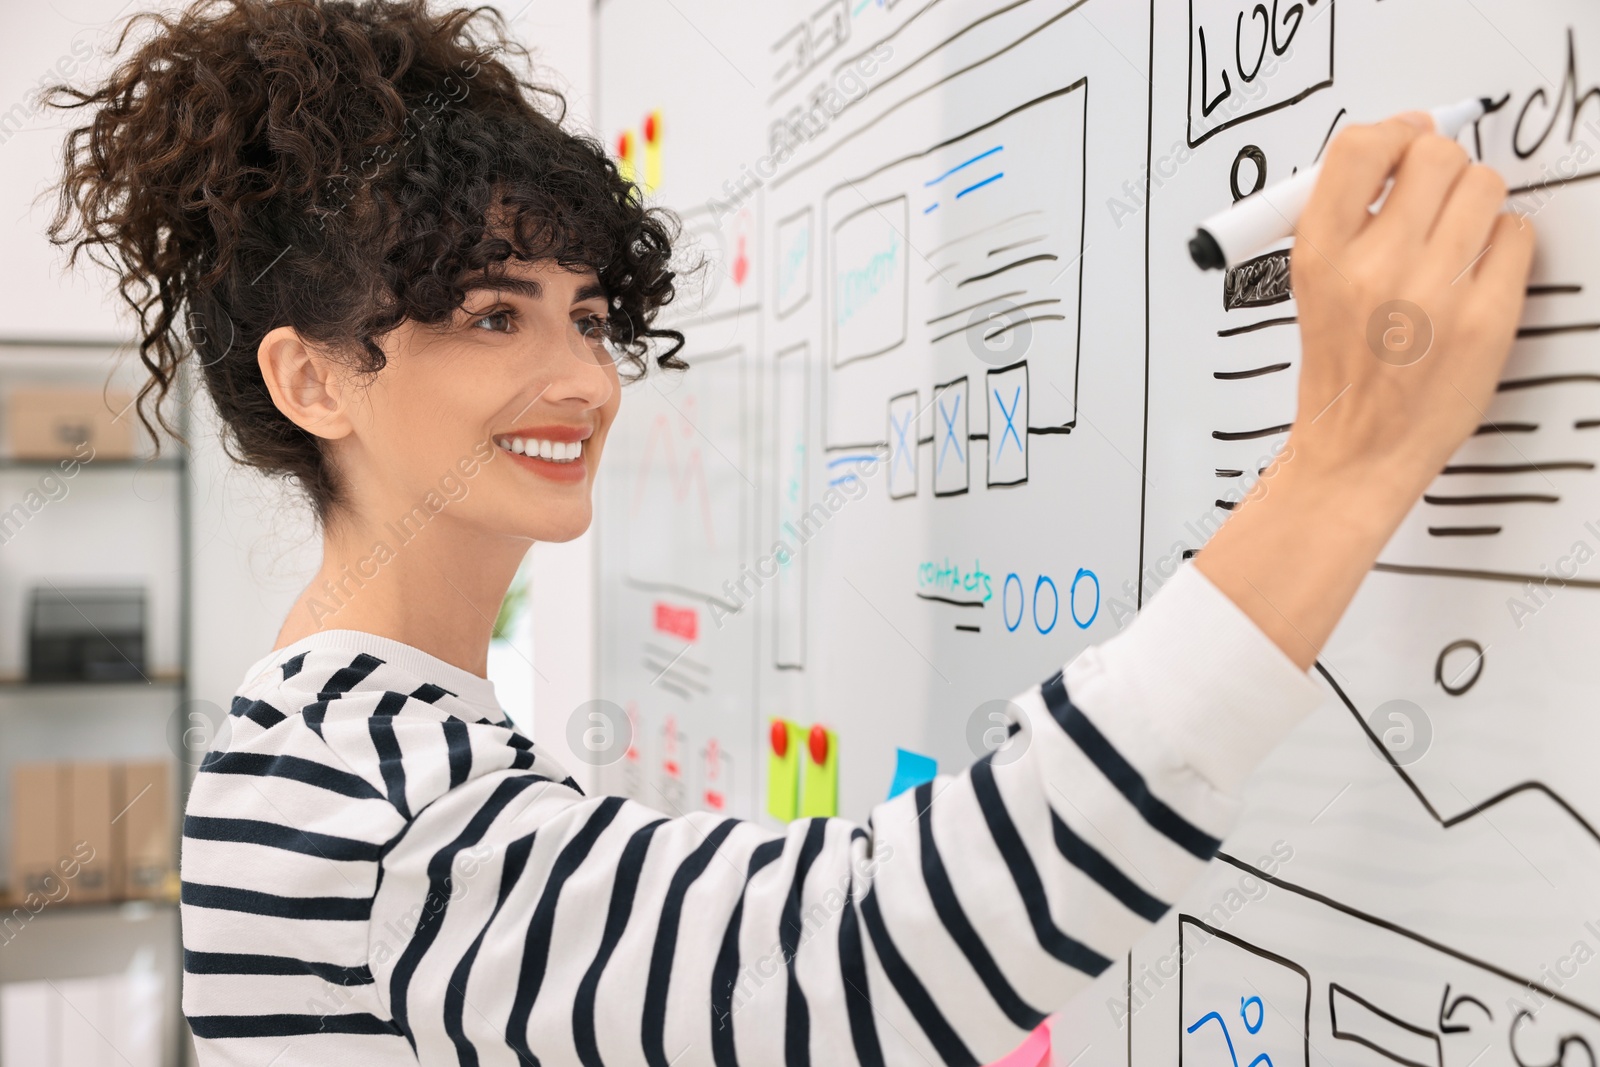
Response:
[49,1,1532,1063]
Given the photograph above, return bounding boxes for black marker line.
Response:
[783,8,1094,190]
[1428,526,1502,538]
[1516,322,1600,339]
[1313,108,1349,163]
[1219,851,1600,1024]
[1212,423,1293,441]
[824,0,1024,108]
[925,214,1044,259]
[1214,363,1291,380]
[640,661,710,694]
[1440,987,1493,1034]
[1217,316,1297,337]
[1215,469,1243,479]
[1528,284,1583,296]
[1442,461,1594,474]
[1214,499,1238,511]
[1137,0,1154,610]
[1476,422,1539,435]
[929,301,1061,343]
[1329,982,1444,1067]
[1027,423,1075,436]
[1577,420,1600,431]
[916,593,986,608]
[812,75,1088,208]
[641,644,710,673]
[954,625,981,633]
[1499,374,1600,392]
[988,236,1047,256]
[925,290,1028,326]
[1372,561,1600,590]
[1423,493,1559,506]
[985,313,1067,342]
[957,254,1059,288]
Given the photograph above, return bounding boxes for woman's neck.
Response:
[275,509,532,678]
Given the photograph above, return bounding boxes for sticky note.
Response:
[765,718,803,822]
[887,748,938,800]
[643,109,663,192]
[799,724,838,818]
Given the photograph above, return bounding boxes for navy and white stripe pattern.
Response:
[181,634,1244,1066]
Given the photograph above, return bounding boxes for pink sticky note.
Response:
[987,1019,1052,1067]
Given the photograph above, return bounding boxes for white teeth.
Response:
[496,436,585,462]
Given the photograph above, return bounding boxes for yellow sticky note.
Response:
[799,725,838,819]
[765,718,802,822]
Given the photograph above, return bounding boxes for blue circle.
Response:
[1003,574,1024,632]
[1033,575,1059,634]
[1070,568,1100,629]
[1241,995,1264,1034]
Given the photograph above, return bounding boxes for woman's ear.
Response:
[257,326,355,440]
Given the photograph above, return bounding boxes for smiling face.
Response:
[318,258,622,545]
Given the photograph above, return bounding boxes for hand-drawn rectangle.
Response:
[1188,0,1335,148]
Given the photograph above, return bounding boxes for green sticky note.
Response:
[799,725,838,819]
[765,718,802,822]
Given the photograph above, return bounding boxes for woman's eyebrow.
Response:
[574,281,607,304]
[462,277,543,300]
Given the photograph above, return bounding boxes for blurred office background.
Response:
[0,2,599,1062]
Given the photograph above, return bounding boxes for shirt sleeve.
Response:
[369,562,1323,1067]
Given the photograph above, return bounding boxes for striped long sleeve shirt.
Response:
[180,563,1321,1065]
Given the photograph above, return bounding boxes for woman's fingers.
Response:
[1368,133,1472,247]
[1300,117,1429,247]
[1465,212,1536,327]
[1429,164,1512,278]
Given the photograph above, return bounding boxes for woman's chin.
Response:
[523,504,593,543]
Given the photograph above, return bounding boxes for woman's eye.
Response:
[574,314,609,341]
[472,310,514,333]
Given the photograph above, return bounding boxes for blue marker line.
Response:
[924,145,1003,187]
[956,172,1004,199]
[829,474,860,488]
[827,454,877,468]
[923,203,939,214]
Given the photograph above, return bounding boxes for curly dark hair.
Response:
[47,0,683,519]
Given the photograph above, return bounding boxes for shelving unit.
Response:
[0,338,192,1066]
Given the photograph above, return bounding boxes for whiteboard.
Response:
[593,2,1600,1063]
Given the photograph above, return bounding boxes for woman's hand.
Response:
[1195,113,1537,669]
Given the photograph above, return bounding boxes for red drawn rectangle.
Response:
[654,602,698,642]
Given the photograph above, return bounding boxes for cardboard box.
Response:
[63,763,113,904]
[115,761,171,900]
[6,387,134,461]
[8,763,60,901]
